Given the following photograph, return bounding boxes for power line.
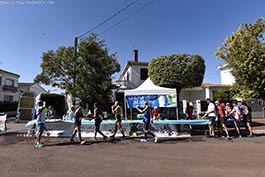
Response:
[98,0,155,36]
[78,0,140,39]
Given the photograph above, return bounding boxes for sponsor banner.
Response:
[126,95,176,108]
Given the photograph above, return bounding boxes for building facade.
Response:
[117,50,231,102]
[0,69,20,102]
[18,83,47,97]
[218,63,235,85]
[118,50,149,89]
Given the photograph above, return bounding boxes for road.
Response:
[0,120,265,177]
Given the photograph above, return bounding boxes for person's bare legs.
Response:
[222,123,230,138]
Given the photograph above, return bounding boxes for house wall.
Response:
[0,72,19,102]
[121,65,148,89]
[180,90,206,101]
[220,68,235,85]
[218,64,235,85]
[29,84,47,96]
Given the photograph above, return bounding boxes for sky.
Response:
[0,0,264,92]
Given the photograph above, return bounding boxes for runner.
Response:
[70,105,86,145]
[92,102,107,141]
[34,100,47,148]
[136,101,157,143]
[110,101,126,139]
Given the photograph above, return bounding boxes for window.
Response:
[0,77,2,86]
[4,95,13,102]
[5,79,14,86]
[140,68,148,80]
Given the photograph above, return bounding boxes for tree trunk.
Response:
[176,87,181,120]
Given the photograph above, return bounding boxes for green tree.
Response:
[148,54,205,119]
[213,90,230,100]
[34,34,120,108]
[215,18,265,99]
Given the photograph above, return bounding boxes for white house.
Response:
[218,63,235,85]
[0,69,20,102]
[115,50,232,117]
[117,50,231,101]
[18,82,47,97]
[118,50,148,89]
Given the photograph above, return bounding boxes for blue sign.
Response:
[126,95,176,108]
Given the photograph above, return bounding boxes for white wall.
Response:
[121,65,148,89]
[180,90,206,101]
[0,72,19,102]
[220,69,235,85]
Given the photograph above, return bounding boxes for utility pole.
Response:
[74,37,78,59]
[73,37,78,105]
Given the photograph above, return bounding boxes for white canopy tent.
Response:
[124,78,176,119]
[124,77,176,96]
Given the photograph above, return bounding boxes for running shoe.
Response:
[92,137,97,141]
[34,142,44,148]
[103,136,107,141]
[47,132,50,137]
[140,139,147,142]
[80,140,86,145]
[154,136,158,143]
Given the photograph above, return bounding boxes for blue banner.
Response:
[126,95,176,108]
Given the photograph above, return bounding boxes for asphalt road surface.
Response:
[1,131,265,177]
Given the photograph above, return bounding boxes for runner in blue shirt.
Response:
[136,101,157,143]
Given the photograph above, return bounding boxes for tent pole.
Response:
[124,95,127,120]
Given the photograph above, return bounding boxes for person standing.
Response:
[46,105,56,119]
[34,100,47,148]
[152,106,161,120]
[92,102,107,141]
[110,101,126,139]
[136,101,157,143]
[225,103,232,118]
[229,101,242,138]
[215,101,230,139]
[67,105,76,120]
[186,102,194,119]
[70,105,86,145]
[238,101,253,137]
[203,98,216,137]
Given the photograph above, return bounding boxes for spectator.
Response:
[203,98,216,137]
[186,102,194,119]
[152,106,161,120]
[238,101,253,137]
[228,101,242,138]
[215,101,230,139]
[46,106,56,119]
[66,105,75,120]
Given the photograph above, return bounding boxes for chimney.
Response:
[133,50,138,62]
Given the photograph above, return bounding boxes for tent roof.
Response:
[124,78,176,96]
